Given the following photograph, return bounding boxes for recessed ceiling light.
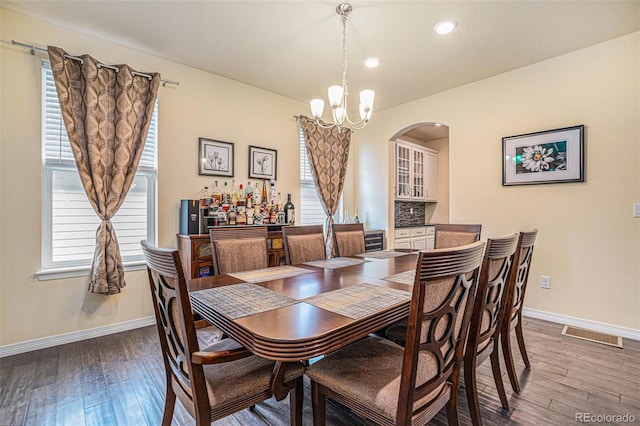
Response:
[434,20,457,35]
[364,57,380,68]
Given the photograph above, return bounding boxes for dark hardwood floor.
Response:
[1,317,638,425]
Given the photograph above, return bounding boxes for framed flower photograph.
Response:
[502,125,584,186]
[248,145,277,180]
[199,138,234,177]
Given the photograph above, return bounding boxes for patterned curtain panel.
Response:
[299,116,351,258]
[48,46,160,295]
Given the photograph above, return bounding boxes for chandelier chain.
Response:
[341,13,348,94]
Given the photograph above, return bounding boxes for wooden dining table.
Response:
[188,251,418,399]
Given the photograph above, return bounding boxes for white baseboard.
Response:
[523,308,640,341]
[0,316,156,358]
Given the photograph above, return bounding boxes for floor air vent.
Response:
[561,326,623,348]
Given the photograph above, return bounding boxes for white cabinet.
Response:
[394,141,438,201]
[426,226,435,250]
[394,226,434,250]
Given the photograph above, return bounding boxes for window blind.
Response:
[299,125,327,225]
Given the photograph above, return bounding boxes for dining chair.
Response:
[332,223,366,257]
[434,223,482,249]
[282,224,326,265]
[306,241,485,426]
[140,240,305,426]
[464,233,519,426]
[501,229,538,394]
[209,226,268,275]
[385,224,483,346]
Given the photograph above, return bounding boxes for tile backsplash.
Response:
[394,201,426,228]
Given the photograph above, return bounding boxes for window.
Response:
[41,60,157,275]
[299,125,326,225]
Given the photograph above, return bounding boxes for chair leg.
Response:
[515,318,531,369]
[446,391,460,426]
[464,356,482,426]
[490,347,509,410]
[162,385,177,426]
[501,329,521,394]
[311,380,326,426]
[289,377,303,426]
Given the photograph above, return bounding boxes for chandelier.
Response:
[309,3,375,131]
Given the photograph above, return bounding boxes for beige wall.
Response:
[357,32,640,330]
[0,9,309,346]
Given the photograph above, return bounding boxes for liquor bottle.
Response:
[343,209,349,224]
[352,209,360,223]
[261,180,268,205]
[246,208,254,225]
[284,194,295,225]
[223,182,230,204]
[236,208,247,226]
[269,205,277,224]
[228,206,237,225]
[269,179,277,206]
[216,206,227,226]
[212,181,222,205]
[231,179,238,206]
[237,184,246,208]
[245,181,253,199]
[200,186,209,208]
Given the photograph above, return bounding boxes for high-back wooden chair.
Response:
[306,241,485,426]
[434,223,482,249]
[332,223,366,257]
[282,225,326,265]
[209,226,268,275]
[464,233,519,426]
[140,240,304,426]
[501,229,538,394]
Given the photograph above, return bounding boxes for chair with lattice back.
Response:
[141,240,304,426]
[306,241,485,426]
[464,233,519,426]
[500,229,538,394]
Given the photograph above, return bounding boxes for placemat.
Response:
[383,270,416,286]
[228,265,314,283]
[356,250,413,259]
[303,257,367,269]
[190,283,299,320]
[302,283,411,319]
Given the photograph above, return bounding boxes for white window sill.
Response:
[36,261,147,281]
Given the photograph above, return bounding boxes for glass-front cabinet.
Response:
[394,140,437,201]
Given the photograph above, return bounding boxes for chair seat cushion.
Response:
[202,338,305,415]
[306,336,445,422]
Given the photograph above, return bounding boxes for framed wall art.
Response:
[199,138,234,177]
[502,125,584,186]
[248,145,277,180]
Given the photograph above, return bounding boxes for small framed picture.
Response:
[199,138,234,177]
[502,125,584,186]
[248,145,277,180]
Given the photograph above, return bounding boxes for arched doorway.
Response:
[387,122,450,247]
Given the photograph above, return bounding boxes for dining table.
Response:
[187,250,418,398]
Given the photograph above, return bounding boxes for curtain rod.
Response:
[11,40,179,86]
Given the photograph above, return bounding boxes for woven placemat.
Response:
[382,270,415,286]
[356,250,413,259]
[190,283,299,320]
[302,283,411,319]
[303,257,367,270]
[228,265,314,283]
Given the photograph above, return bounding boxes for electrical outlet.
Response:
[540,275,551,289]
[633,203,640,218]
[410,208,414,215]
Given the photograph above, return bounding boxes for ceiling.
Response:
[4,1,639,120]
